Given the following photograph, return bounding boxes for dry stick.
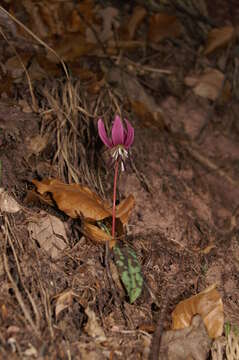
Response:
[3,217,40,331]
[3,254,39,336]
[148,292,168,360]
[39,281,54,339]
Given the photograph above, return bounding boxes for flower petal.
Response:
[111,115,124,146]
[98,119,113,148]
[124,119,134,148]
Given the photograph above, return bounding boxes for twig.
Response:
[3,253,39,336]
[148,294,168,360]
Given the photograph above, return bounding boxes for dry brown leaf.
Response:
[160,315,211,360]
[115,194,135,225]
[130,100,165,129]
[148,13,182,43]
[18,99,32,113]
[86,5,119,44]
[107,67,164,128]
[28,211,68,259]
[26,134,48,155]
[32,179,135,245]
[78,0,96,26]
[82,195,134,246]
[67,8,85,34]
[75,68,96,81]
[50,34,96,62]
[87,77,105,95]
[204,26,235,55]
[0,73,14,97]
[35,55,62,77]
[0,189,20,213]
[1,304,8,321]
[22,0,51,39]
[5,54,30,79]
[97,7,119,43]
[54,290,74,320]
[172,284,224,339]
[82,222,115,248]
[37,2,63,36]
[32,179,111,221]
[192,243,216,254]
[120,6,146,40]
[24,189,54,207]
[201,244,216,254]
[23,345,38,358]
[106,40,145,54]
[84,306,106,343]
[185,69,225,101]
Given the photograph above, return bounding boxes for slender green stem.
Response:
[112,159,119,239]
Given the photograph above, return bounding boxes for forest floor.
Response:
[0,1,239,359]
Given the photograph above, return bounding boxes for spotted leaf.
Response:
[113,245,143,303]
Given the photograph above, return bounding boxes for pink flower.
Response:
[98,115,134,169]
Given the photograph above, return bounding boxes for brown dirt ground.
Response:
[0,1,239,359]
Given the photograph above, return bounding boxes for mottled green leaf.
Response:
[113,245,143,303]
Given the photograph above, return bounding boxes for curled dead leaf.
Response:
[83,194,134,246]
[24,189,54,207]
[201,244,216,254]
[148,13,182,43]
[83,221,116,248]
[161,315,212,360]
[185,68,226,101]
[172,284,224,339]
[28,211,68,259]
[0,189,20,213]
[120,6,146,40]
[84,306,106,343]
[26,134,48,156]
[32,178,111,221]
[116,194,135,225]
[54,290,74,320]
[204,26,235,55]
[130,100,165,129]
[32,179,135,246]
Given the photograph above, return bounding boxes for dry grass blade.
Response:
[3,253,39,336]
[39,79,121,194]
[0,5,69,79]
[40,80,91,184]
[38,280,54,339]
[2,216,40,336]
[0,27,38,112]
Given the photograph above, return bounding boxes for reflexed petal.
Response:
[124,119,134,148]
[112,115,124,146]
[98,119,113,148]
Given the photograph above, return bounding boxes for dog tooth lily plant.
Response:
[98,115,134,239]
